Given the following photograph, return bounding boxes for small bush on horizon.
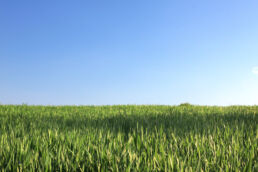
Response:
[179,102,192,106]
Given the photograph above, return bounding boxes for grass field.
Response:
[0,105,257,171]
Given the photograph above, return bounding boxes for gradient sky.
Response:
[1,0,258,105]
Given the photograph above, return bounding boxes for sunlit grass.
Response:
[0,105,257,171]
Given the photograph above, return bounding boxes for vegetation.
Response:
[0,105,257,171]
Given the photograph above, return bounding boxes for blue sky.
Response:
[1,0,258,105]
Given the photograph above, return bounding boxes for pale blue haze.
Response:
[1,0,258,105]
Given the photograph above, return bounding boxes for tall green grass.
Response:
[0,105,257,171]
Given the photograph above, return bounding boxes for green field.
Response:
[0,105,257,171]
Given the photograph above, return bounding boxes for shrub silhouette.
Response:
[179,102,192,106]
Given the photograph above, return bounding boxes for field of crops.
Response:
[0,105,257,171]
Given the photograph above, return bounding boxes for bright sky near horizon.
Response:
[1,0,258,106]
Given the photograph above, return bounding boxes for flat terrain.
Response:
[0,105,257,171]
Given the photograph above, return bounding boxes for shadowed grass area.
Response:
[0,105,257,171]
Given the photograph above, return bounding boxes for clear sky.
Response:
[1,0,258,106]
